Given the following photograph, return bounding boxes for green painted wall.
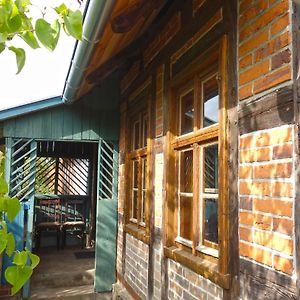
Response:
[2,72,120,142]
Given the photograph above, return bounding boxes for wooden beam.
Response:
[111,0,162,33]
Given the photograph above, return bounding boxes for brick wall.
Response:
[238,0,292,100]
[124,234,149,299]
[153,244,162,300]
[168,259,223,300]
[239,125,295,276]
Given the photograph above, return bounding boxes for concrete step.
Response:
[29,285,111,300]
[31,269,95,289]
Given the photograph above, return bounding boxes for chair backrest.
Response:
[36,199,61,224]
[63,199,85,223]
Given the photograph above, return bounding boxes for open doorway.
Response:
[30,140,99,298]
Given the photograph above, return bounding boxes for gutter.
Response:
[62,0,116,104]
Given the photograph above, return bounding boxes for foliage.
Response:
[0,157,40,296]
[0,0,83,73]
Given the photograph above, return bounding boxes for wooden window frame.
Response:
[124,89,153,245]
[164,37,230,289]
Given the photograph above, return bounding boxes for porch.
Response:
[29,247,111,300]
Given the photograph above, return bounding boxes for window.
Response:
[175,72,220,254]
[125,96,152,244]
[165,40,229,287]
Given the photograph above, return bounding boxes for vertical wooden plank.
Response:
[94,139,118,292]
[62,106,73,140]
[82,103,91,140]
[51,108,64,140]
[3,119,16,138]
[23,140,37,299]
[218,34,229,276]
[222,0,239,298]
[72,103,83,140]
[31,113,43,139]
[89,110,100,141]
[41,110,53,140]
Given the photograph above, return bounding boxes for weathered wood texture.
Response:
[240,259,296,300]
[238,86,294,135]
[3,73,120,141]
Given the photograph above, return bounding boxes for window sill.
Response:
[164,246,230,289]
[124,223,150,244]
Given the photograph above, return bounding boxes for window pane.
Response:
[179,196,193,241]
[132,160,139,188]
[180,90,194,135]
[203,76,218,128]
[180,150,193,193]
[141,191,146,223]
[133,120,140,150]
[204,198,218,244]
[141,158,147,223]
[142,114,148,148]
[204,144,218,191]
[131,190,138,220]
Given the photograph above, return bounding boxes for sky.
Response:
[0,0,85,110]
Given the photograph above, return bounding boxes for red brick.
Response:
[239,165,253,179]
[253,199,293,217]
[274,255,293,275]
[239,148,270,163]
[239,0,268,27]
[239,29,269,57]
[271,49,291,70]
[240,0,254,14]
[254,231,293,255]
[239,181,271,197]
[240,1,289,41]
[240,127,292,149]
[254,162,292,179]
[255,32,291,63]
[272,182,293,198]
[273,144,293,159]
[240,242,272,266]
[240,211,272,230]
[240,227,253,242]
[240,197,253,211]
[239,83,253,100]
[240,60,269,86]
[273,218,293,236]
[271,13,289,35]
[239,54,253,70]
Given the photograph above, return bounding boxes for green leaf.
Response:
[0,176,8,194]
[0,236,7,254]
[27,251,39,269]
[63,9,82,40]
[13,250,27,266]
[8,46,25,74]
[0,32,7,43]
[6,197,21,222]
[15,0,30,13]
[55,3,68,16]
[0,43,5,54]
[6,14,22,33]
[35,18,60,52]
[6,232,15,257]
[21,31,39,49]
[5,265,33,295]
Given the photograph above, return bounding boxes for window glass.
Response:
[203,76,219,128]
[180,90,194,135]
[141,157,147,223]
[131,160,139,220]
[180,150,193,193]
[204,198,218,244]
[204,144,218,191]
[179,196,193,241]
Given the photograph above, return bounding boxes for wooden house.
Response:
[0,0,299,299]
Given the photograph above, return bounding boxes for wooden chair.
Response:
[61,199,86,249]
[35,198,61,250]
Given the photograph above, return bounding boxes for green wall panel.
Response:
[2,72,120,142]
